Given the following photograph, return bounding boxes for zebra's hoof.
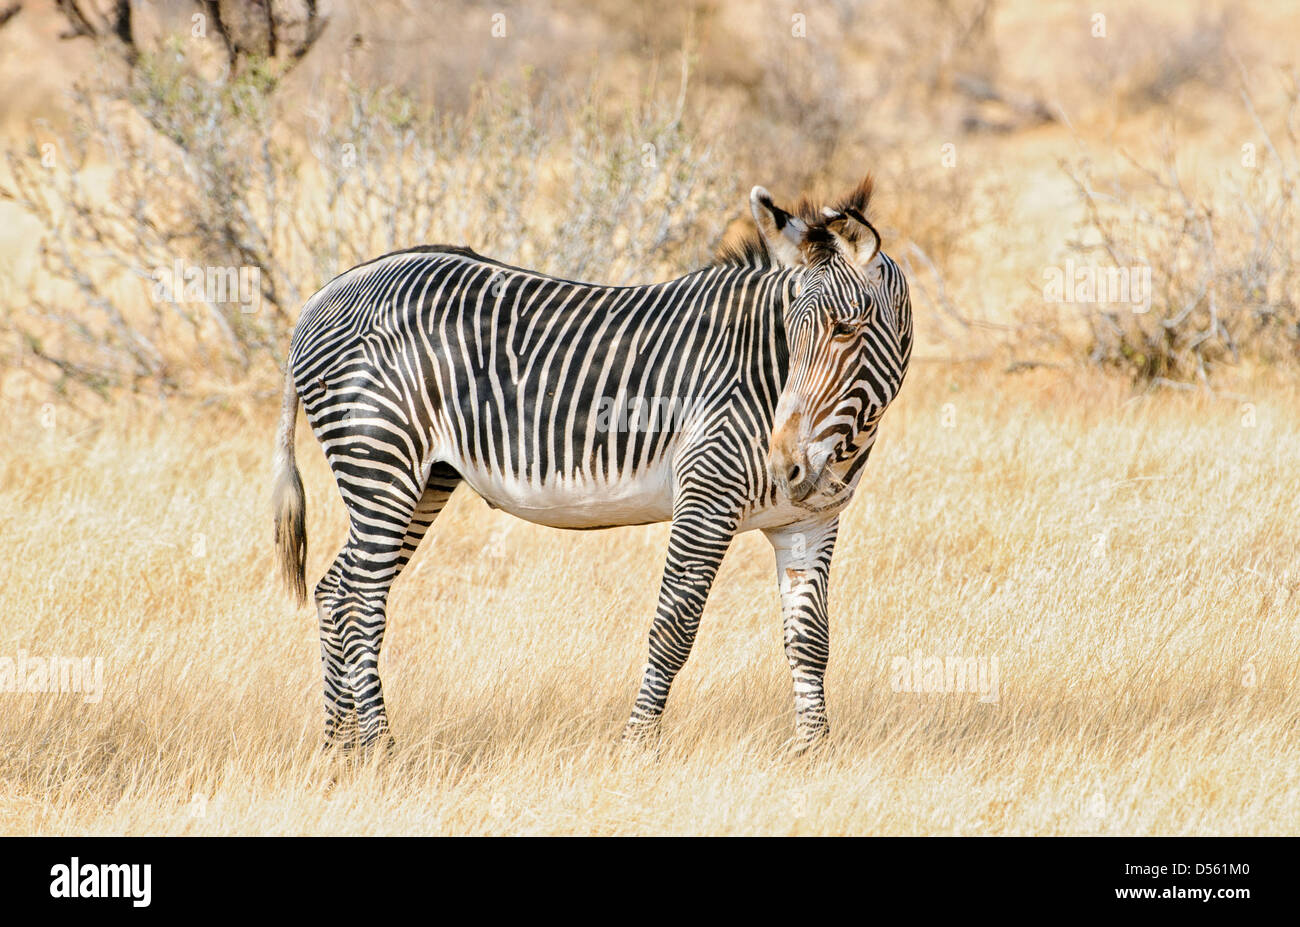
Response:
[357,732,398,760]
[618,721,662,760]
[322,737,360,756]
[322,732,396,763]
[787,730,830,759]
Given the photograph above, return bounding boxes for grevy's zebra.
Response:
[273,177,912,754]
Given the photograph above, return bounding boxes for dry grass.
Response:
[1,362,1295,836]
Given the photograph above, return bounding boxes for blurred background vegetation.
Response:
[0,0,1296,406]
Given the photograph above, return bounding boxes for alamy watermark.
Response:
[50,858,150,907]
[0,650,104,703]
[1043,259,1151,313]
[594,394,703,433]
[152,259,261,314]
[890,651,1000,703]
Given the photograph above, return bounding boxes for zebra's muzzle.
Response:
[769,441,819,502]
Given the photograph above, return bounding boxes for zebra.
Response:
[272,176,912,755]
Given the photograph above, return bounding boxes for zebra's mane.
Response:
[713,175,876,268]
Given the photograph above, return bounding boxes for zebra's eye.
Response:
[831,320,857,340]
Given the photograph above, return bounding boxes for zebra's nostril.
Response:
[787,464,804,485]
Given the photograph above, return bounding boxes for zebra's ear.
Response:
[750,187,809,266]
[825,208,883,279]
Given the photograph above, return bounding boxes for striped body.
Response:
[292,248,823,530]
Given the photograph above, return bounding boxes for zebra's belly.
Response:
[455,462,676,529]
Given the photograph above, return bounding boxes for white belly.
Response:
[456,461,676,529]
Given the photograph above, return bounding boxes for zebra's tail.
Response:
[272,368,308,606]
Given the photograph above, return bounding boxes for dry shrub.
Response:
[0,41,734,400]
[738,0,1008,176]
[1080,8,1236,114]
[1060,71,1300,385]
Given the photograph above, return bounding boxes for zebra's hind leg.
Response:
[315,557,358,751]
[622,486,741,749]
[764,516,839,756]
[316,463,461,755]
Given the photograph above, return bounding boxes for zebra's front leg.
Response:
[764,516,839,754]
[623,500,739,748]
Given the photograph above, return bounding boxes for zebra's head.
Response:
[750,177,912,504]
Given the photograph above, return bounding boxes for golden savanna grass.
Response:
[1,363,1295,835]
